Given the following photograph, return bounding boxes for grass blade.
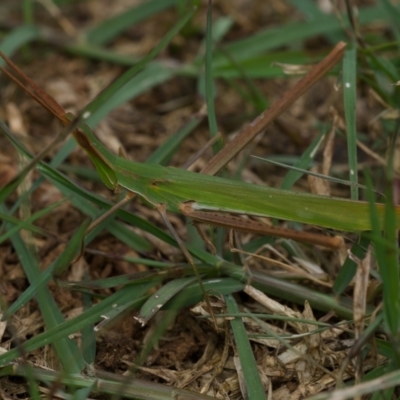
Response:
[137,276,198,325]
[2,205,85,373]
[280,129,326,190]
[0,207,56,243]
[0,364,216,399]
[204,1,220,153]
[146,109,205,165]
[85,0,178,45]
[0,25,40,57]
[81,281,96,365]
[225,294,266,399]
[333,235,370,295]
[216,4,384,64]
[365,172,400,340]
[343,47,359,200]
[82,7,196,126]
[0,283,152,367]
[2,220,90,322]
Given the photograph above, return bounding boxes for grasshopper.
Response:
[1,50,399,246]
[1,50,399,266]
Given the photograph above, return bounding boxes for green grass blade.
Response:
[0,129,75,222]
[0,25,40,57]
[146,110,205,165]
[254,156,371,191]
[0,364,215,399]
[94,291,161,332]
[82,7,196,127]
[107,219,152,252]
[0,120,159,250]
[288,0,346,43]
[225,294,266,400]
[249,269,355,319]
[0,283,152,367]
[58,266,207,291]
[365,172,400,338]
[0,121,151,254]
[193,15,233,66]
[85,0,178,45]
[216,5,384,64]
[204,1,220,153]
[74,386,96,400]
[137,276,198,325]
[333,235,370,295]
[63,42,140,65]
[280,129,326,190]
[288,0,323,17]
[215,47,268,111]
[343,47,359,200]
[165,277,245,310]
[213,51,313,79]
[21,363,41,400]
[43,169,172,245]
[381,0,400,42]
[81,281,96,365]
[65,189,152,252]
[362,51,399,103]
[0,210,53,243]
[86,63,175,129]
[2,220,90,322]
[0,122,43,205]
[3,206,85,373]
[22,0,34,24]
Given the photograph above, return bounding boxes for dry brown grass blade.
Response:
[180,202,344,249]
[0,51,68,125]
[201,41,347,176]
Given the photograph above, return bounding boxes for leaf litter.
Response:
[0,0,395,398]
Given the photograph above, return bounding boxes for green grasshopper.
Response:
[1,51,399,251]
[2,48,400,328]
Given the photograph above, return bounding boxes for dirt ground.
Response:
[0,0,395,399]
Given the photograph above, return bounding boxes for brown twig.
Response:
[201,41,347,176]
